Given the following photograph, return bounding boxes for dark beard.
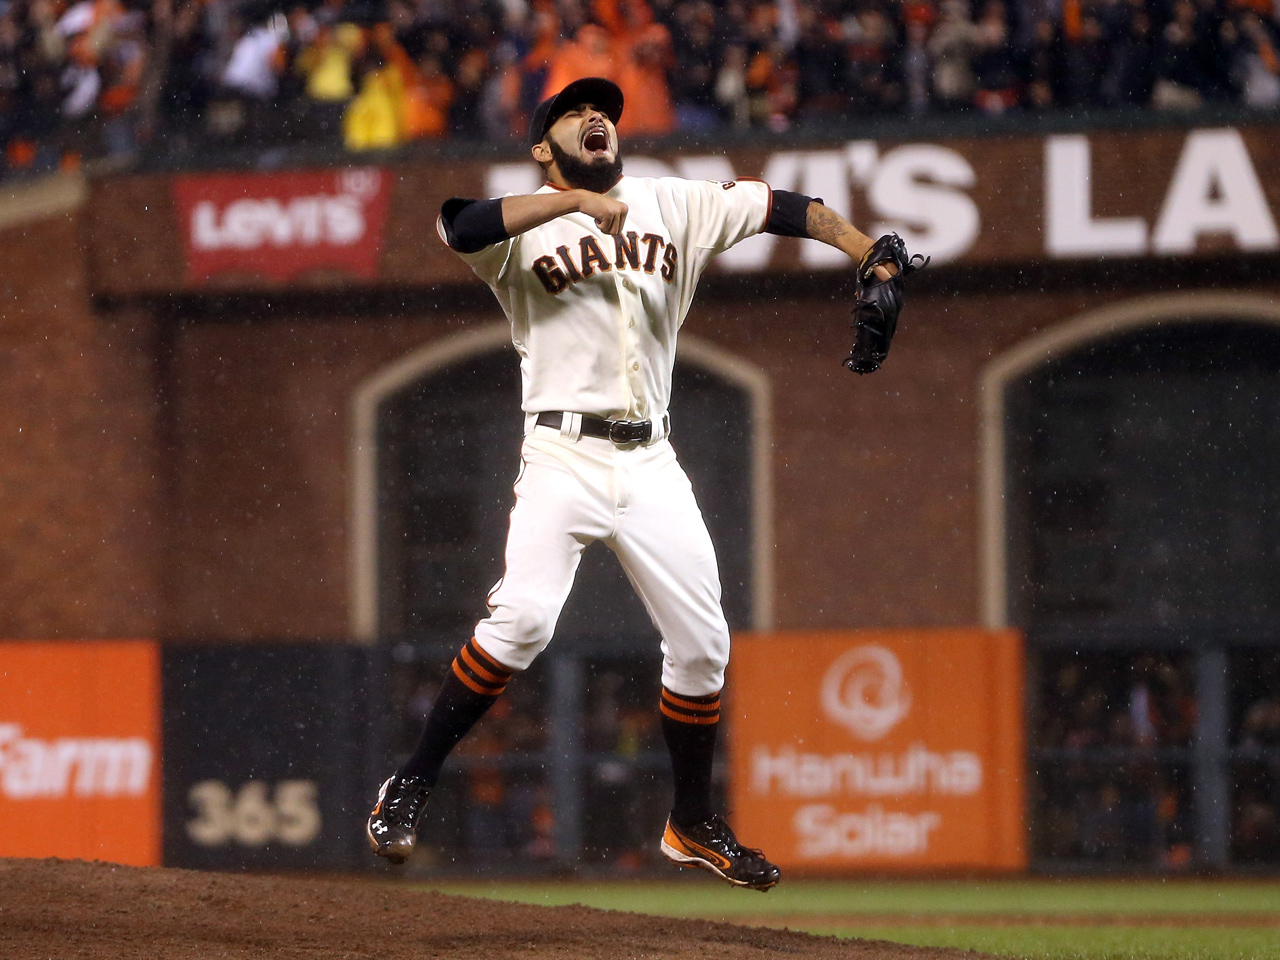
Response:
[549,138,623,194]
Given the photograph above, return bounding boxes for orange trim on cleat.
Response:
[659,817,781,891]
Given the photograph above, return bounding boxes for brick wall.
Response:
[0,209,160,637]
[149,268,1280,640]
[3,161,1278,641]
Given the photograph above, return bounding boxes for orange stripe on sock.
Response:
[466,639,513,679]
[660,701,720,724]
[460,646,509,685]
[661,690,720,713]
[452,658,502,696]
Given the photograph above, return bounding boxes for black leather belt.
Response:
[536,411,667,444]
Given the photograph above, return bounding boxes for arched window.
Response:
[374,348,757,644]
[984,303,1280,870]
[1006,320,1280,631]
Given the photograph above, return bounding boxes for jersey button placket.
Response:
[616,266,642,415]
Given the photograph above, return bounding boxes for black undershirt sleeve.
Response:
[764,189,823,238]
[440,197,509,253]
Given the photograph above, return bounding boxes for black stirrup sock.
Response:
[659,685,721,829]
[399,638,514,785]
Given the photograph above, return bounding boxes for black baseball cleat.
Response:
[367,773,431,864]
[660,815,781,891]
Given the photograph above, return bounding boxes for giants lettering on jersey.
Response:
[532,231,678,295]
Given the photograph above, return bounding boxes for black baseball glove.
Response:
[844,233,929,375]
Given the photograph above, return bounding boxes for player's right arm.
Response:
[440,191,627,255]
[502,191,627,236]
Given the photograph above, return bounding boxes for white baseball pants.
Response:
[472,424,731,697]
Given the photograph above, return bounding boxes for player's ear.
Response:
[531,141,552,165]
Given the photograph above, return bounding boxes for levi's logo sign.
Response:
[173,168,391,283]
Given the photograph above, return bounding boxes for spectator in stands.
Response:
[448,43,489,137]
[929,0,978,109]
[1153,0,1207,107]
[219,9,289,139]
[542,21,618,101]
[793,2,845,120]
[1060,10,1108,107]
[1195,0,1237,101]
[159,0,215,143]
[1099,3,1155,106]
[222,10,287,100]
[10,36,62,172]
[972,0,1018,111]
[715,41,751,128]
[0,5,20,98]
[1153,660,1197,746]
[295,19,365,136]
[400,50,453,139]
[480,38,523,141]
[1235,659,1280,862]
[1063,684,1108,750]
[1241,696,1280,749]
[519,3,561,118]
[1078,781,1127,860]
[4,0,1280,180]
[742,36,797,128]
[343,24,405,151]
[844,3,901,115]
[1234,785,1279,862]
[1234,10,1280,107]
[1019,17,1061,108]
[616,6,675,137]
[900,19,933,115]
[670,0,722,129]
[94,7,147,154]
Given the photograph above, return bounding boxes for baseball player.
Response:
[368,77,918,890]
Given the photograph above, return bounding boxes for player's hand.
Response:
[575,191,628,235]
[855,238,899,281]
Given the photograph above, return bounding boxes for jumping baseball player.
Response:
[368,77,922,890]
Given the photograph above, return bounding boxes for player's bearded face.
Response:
[546,111,623,194]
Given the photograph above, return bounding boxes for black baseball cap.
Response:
[528,77,624,147]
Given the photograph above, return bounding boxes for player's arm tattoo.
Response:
[805,202,874,263]
[805,201,896,277]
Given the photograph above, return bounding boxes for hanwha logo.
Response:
[820,645,912,741]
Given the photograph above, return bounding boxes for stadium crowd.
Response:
[2,0,1279,173]
[1032,651,1280,865]
[1033,653,1199,866]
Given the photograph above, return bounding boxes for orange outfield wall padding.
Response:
[729,628,1026,872]
[0,640,161,866]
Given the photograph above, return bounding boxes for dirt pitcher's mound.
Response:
[0,858,992,960]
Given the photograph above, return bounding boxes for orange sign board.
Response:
[729,629,1025,871]
[0,641,161,865]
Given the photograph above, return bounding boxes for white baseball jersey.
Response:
[440,173,772,696]
[438,175,772,422]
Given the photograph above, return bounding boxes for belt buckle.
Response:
[608,420,650,444]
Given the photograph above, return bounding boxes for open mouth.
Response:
[583,126,609,155]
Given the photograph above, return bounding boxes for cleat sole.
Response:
[366,819,411,864]
[660,839,777,891]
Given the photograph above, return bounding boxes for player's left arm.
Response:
[766,190,896,279]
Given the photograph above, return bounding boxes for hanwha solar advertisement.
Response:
[0,641,161,865]
[729,629,1026,871]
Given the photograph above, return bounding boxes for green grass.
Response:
[418,878,1280,917]
[805,925,1280,960]
[415,879,1280,959]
